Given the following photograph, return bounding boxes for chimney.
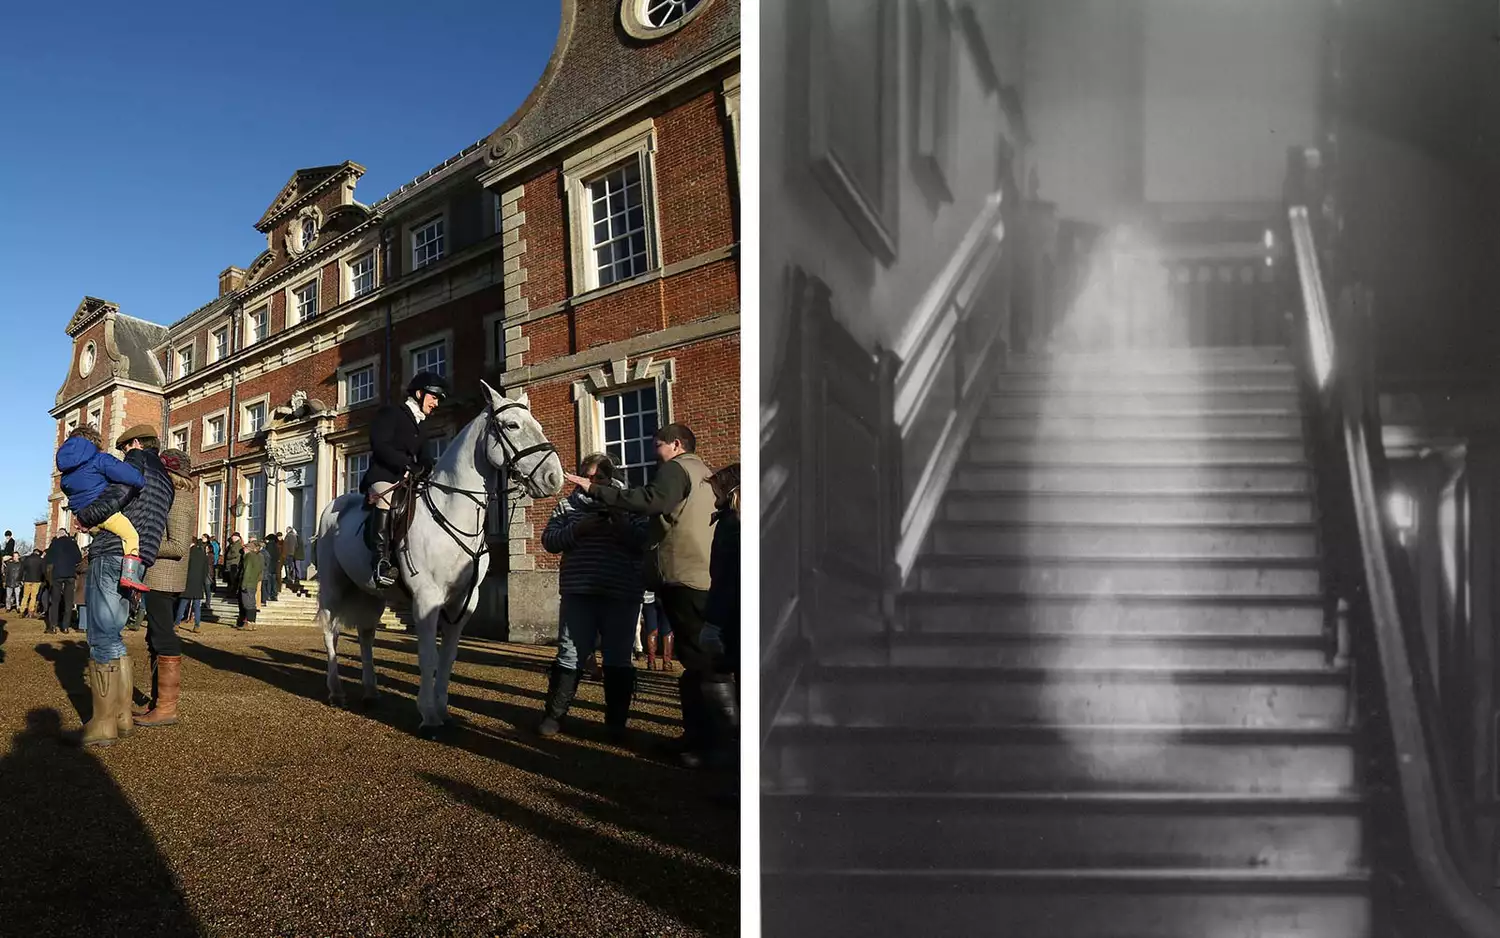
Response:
[218,266,247,297]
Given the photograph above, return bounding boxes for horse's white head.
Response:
[480,380,564,498]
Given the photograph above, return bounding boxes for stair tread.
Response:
[892,630,1327,646]
[935,518,1316,530]
[946,489,1310,499]
[761,868,1371,886]
[772,723,1357,742]
[918,554,1321,568]
[764,791,1365,809]
[904,591,1324,606]
[806,664,1348,683]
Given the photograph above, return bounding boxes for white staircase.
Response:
[763,347,1373,937]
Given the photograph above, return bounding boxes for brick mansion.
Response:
[42,0,740,641]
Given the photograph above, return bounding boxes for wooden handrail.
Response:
[891,191,1008,583]
[1288,202,1500,937]
[893,191,1006,427]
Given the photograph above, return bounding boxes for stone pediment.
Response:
[256,161,365,232]
[65,296,118,337]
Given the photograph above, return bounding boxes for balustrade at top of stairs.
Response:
[762,345,1380,938]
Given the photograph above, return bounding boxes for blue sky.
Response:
[0,0,559,541]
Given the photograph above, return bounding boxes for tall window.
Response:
[204,481,222,541]
[87,406,103,430]
[171,427,189,451]
[211,326,229,362]
[247,306,268,344]
[346,365,375,407]
[343,453,370,495]
[411,340,447,378]
[412,217,445,269]
[206,415,225,446]
[349,251,375,298]
[294,280,319,323]
[246,474,266,539]
[587,160,649,288]
[176,344,194,379]
[424,434,450,464]
[601,386,660,487]
[244,401,267,436]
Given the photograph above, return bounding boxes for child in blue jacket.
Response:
[56,425,149,590]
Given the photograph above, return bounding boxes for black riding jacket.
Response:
[360,401,429,493]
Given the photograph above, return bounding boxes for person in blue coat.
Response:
[56,425,149,590]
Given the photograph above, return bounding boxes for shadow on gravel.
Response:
[0,708,200,938]
[34,639,91,722]
[178,637,738,866]
[0,616,8,664]
[422,772,739,937]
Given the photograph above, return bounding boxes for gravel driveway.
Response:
[0,615,739,938]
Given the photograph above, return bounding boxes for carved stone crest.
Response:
[269,436,315,467]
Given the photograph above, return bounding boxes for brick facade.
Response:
[44,0,740,641]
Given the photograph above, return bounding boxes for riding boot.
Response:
[702,675,739,768]
[368,507,395,586]
[645,632,658,671]
[676,670,713,766]
[602,666,637,742]
[537,664,582,737]
[662,633,677,672]
[80,658,120,748]
[135,656,181,727]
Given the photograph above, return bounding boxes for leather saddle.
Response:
[364,472,422,567]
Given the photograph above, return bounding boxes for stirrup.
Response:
[373,559,396,587]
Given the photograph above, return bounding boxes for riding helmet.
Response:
[407,371,450,401]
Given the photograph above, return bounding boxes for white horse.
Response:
[315,380,564,733]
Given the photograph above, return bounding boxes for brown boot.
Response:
[663,633,676,672]
[114,654,135,738]
[645,632,658,671]
[136,656,181,727]
[81,658,120,748]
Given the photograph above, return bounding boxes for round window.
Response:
[301,216,317,250]
[621,0,708,40]
[79,342,97,378]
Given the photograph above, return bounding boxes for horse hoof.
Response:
[358,695,378,710]
[328,696,346,708]
[417,723,443,741]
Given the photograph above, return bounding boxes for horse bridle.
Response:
[488,400,558,499]
[409,399,557,623]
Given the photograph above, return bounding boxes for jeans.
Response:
[85,553,130,665]
[554,594,641,671]
[175,597,202,628]
[642,600,670,638]
[49,577,75,631]
[4,585,15,609]
[77,604,88,635]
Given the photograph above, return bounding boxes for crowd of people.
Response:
[540,422,740,772]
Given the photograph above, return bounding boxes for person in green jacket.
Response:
[238,538,263,631]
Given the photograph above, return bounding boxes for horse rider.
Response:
[361,371,449,587]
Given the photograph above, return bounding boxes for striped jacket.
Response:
[542,481,650,599]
